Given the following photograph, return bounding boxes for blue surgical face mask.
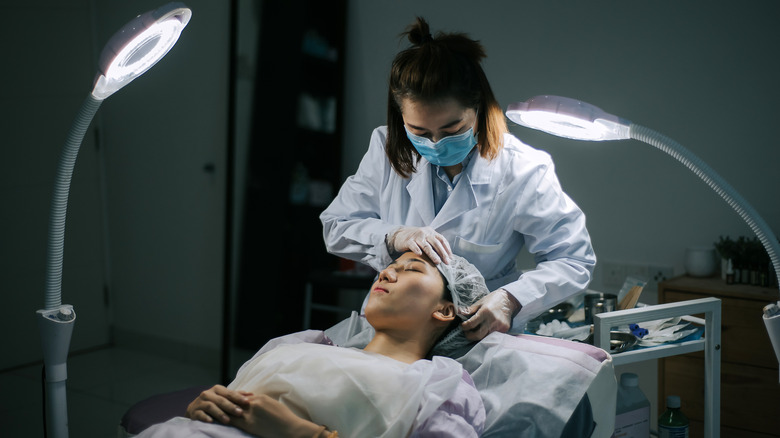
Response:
[405,123,478,167]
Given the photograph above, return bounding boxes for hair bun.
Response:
[406,16,434,46]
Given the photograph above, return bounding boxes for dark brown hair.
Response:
[386,17,508,178]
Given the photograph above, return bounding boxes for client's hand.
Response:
[185,385,253,424]
[460,289,521,341]
[387,226,452,264]
[231,394,330,438]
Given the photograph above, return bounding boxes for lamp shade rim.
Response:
[506,95,632,141]
[92,2,191,99]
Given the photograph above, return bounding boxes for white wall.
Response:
[342,0,780,422]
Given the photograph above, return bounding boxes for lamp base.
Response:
[37,305,76,438]
[763,301,780,383]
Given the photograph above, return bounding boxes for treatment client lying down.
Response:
[137,252,490,438]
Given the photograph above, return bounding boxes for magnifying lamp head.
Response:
[506,95,632,141]
[92,2,191,100]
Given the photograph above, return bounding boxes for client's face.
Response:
[364,252,448,329]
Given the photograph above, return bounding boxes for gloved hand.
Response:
[387,226,452,265]
[460,289,521,341]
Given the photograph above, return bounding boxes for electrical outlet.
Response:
[648,265,674,283]
[601,261,673,291]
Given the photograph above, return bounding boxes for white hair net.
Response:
[431,255,490,357]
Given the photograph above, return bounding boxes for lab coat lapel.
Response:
[406,162,435,224]
[429,153,497,228]
[430,173,478,229]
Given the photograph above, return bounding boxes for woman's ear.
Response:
[432,302,456,323]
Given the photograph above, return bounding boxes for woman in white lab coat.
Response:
[320,17,596,340]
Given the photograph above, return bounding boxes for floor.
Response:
[0,346,218,438]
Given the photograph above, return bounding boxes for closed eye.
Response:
[405,261,428,272]
[387,257,432,273]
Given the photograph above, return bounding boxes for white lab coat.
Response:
[320,126,596,327]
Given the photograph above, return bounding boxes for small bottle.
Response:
[612,373,650,438]
[725,259,735,284]
[658,395,689,438]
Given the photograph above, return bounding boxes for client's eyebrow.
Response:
[389,257,432,267]
[407,257,429,265]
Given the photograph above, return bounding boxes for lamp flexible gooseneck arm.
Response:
[633,123,780,382]
[629,124,780,287]
[38,93,101,438]
[45,94,103,310]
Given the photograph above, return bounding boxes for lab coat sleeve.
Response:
[320,127,398,272]
[502,160,596,323]
[410,370,486,438]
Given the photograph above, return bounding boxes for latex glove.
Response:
[186,384,253,424]
[460,289,522,341]
[387,226,452,264]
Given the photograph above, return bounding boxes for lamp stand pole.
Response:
[38,94,103,438]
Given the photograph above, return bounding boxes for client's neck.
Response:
[364,330,433,364]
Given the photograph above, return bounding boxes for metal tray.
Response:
[581,331,638,354]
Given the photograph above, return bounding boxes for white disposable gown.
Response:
[320,127,596,326]
[137,330,485,438]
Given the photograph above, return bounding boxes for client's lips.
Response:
[372,286,389,294]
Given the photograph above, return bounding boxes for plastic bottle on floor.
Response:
[658,395,689,438]
[612,372,650,438]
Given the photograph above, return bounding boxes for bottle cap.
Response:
[764,302,780,318]
[620,373,639,387]
[666,395,681,408]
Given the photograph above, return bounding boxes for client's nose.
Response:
[378,266,397,282]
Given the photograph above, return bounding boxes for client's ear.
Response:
[432,303,456,323]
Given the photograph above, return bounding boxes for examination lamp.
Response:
[37,4,191,437]
[507,95,780,381]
